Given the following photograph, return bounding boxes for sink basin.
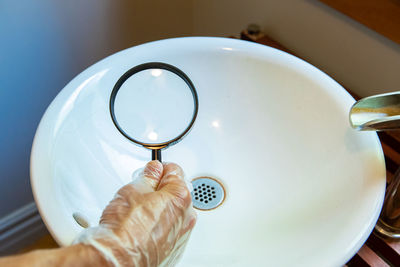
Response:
[31,37,386,266]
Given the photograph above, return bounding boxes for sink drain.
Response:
[191,177,225,210]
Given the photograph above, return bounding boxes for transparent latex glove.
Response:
[74,161,197,267]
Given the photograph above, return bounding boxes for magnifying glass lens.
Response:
[114,68,194,143]
[110,63,198,162]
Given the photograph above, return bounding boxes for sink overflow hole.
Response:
[73,212,90,228]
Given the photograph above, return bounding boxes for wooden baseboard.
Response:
[0,202,47,256]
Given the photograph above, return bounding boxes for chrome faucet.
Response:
[350,91,400,239]
[349,92,400,131]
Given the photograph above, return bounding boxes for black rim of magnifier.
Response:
[109,62,199,161]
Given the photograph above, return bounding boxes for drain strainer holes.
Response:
[191,177,225,210]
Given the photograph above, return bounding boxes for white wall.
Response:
[0,0,192,218]
[192,0,400,97]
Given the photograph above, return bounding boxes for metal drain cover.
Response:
[191,177,225,210]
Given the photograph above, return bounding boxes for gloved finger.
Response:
[182,208,197,234]
[131,160,163,192]
[162,162,184,178]
[99,184,139,228]
[162,230,192,266]
[158,162,192,208]
[142,160,164,189]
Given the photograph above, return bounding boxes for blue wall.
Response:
[0,1,120,217]
[0,2,76,216]
[0,0,192,218]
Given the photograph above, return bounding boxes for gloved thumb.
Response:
[157,163,192,206]
[131,160,163,193]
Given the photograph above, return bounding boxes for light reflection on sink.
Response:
[31,37,386,266]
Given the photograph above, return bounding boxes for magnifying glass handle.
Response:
[152,149,162,162]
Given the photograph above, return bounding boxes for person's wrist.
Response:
[73,243,113,267]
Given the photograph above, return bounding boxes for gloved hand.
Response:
[75,161,197,267]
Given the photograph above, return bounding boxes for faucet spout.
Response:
[349,92,400,131]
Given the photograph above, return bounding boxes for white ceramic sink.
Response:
[31,37,386,266]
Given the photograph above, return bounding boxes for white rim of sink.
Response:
[30,37,386,266]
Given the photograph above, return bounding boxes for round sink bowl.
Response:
[31,37,386,266]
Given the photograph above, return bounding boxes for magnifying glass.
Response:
[110,62,198,162]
